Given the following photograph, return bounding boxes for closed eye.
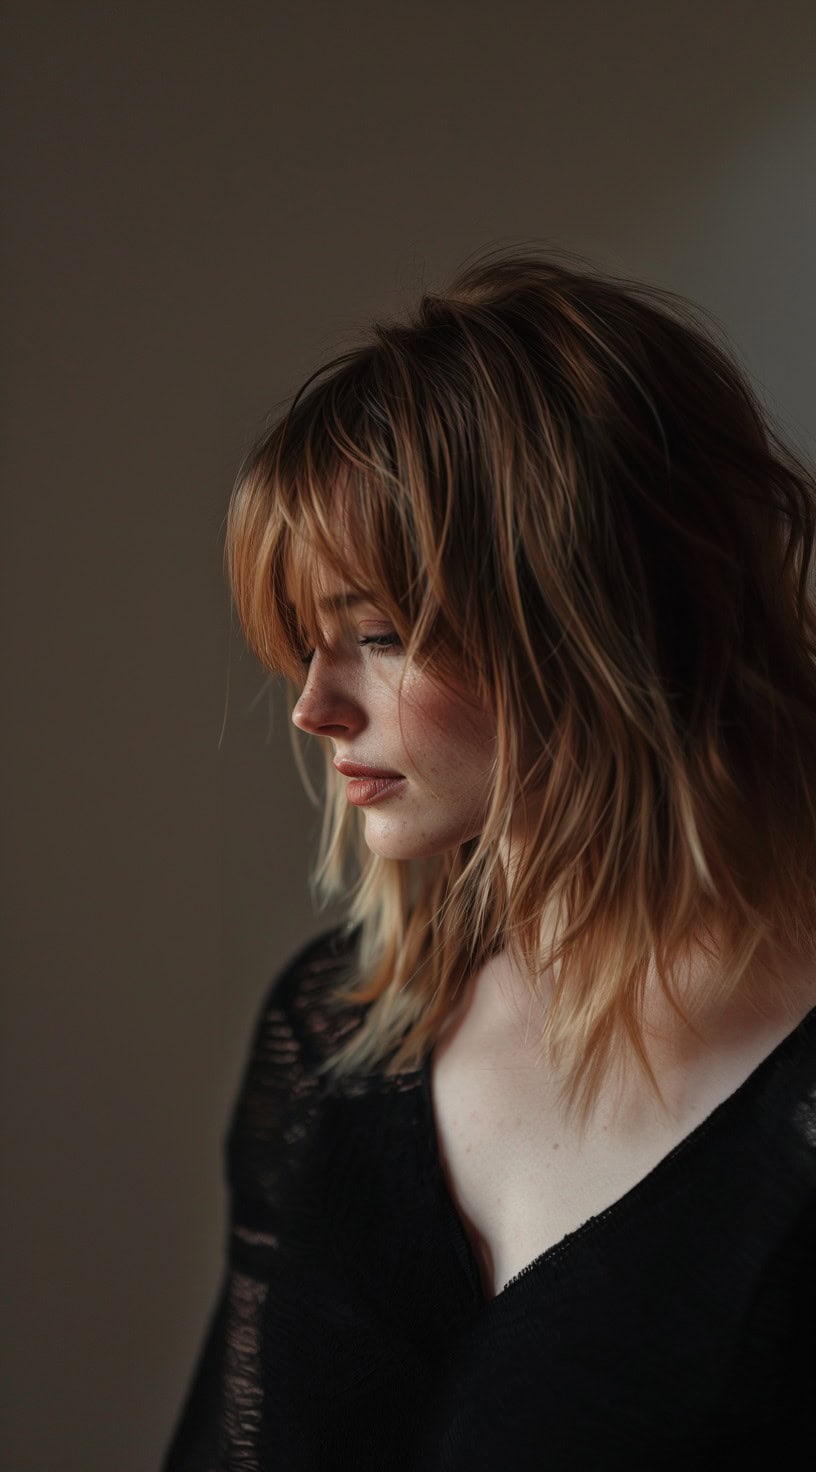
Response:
[359,633,402,655]
[299,632,403,666]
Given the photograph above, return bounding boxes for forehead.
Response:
[279,478,406,632]
[281,538,378,616]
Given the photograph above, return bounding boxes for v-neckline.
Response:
[419,999,816,1310]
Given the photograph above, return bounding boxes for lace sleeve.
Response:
[159,925,358,1472]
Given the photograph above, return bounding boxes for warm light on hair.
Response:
[225,243,816,1135]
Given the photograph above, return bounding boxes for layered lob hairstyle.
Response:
[226,244,816,1133]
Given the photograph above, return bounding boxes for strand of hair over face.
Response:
[225,242,816,1137]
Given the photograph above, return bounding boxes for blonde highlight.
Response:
[225,243,816,1136]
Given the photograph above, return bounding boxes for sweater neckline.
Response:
[419,999,816,1311]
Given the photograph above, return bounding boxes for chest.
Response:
[427,1002,806,1301]
[430,1047,670,1299]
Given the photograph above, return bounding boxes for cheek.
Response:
[399,678,497,773]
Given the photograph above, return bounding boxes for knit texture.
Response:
[161,925,816,1470]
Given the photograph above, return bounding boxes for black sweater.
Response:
[161,925,816,1470]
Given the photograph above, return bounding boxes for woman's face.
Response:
[290,568,499,861]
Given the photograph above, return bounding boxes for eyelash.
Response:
[299,633,402,667]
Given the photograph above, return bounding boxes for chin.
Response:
[361,824,466,862]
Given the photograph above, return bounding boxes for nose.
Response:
[291,663,363,738]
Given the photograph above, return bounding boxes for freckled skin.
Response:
[288,552,816,1299]
[291,582,499,863]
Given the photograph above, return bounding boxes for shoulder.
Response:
[241,920,363,1075]
[224,923,362,1186]
[248,923,364,1078]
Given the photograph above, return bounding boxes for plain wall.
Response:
[2,2,815,1467]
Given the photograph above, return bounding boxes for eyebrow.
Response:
[315,591,375,613]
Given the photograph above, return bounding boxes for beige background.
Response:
[2,2,815,1467]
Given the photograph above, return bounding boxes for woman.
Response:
[162,246,816,1469]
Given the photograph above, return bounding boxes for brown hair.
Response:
[225,243,816,1134]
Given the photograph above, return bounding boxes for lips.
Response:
[334,759,404,778]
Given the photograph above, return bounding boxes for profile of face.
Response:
[290,561,499,862]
